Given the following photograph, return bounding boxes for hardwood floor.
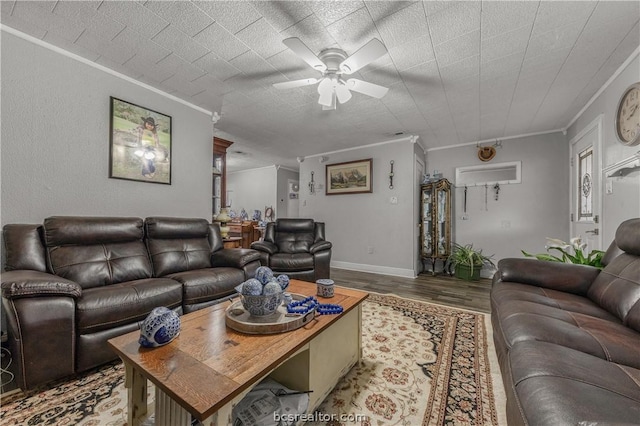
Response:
[330,268,493,313]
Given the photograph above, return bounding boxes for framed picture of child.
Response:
[109,97,172,185]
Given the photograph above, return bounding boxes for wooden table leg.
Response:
[124,363,148,426]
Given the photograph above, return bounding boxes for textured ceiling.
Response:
[2,1,639,171]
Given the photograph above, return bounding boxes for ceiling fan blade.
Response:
[346,79,389,99]
[272,78,319,90]
[317,77,332,95]
[339,38,387,74]
[322,92,337,110]
[283,38,327,72]
[335,83,352,104]
[318,87,334,107]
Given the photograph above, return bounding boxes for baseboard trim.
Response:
[331,261,416,278]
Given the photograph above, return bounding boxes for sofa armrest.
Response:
[211,248,261,269]
[250,241,278,255]
[496,258,600,295]
[1,270,82,299]
[310,241,332,254]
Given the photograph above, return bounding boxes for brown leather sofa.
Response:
[1,216,261,390]
[250,218,332,282]
[491,218,640,425]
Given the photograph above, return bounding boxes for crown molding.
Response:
[425,128,564,152]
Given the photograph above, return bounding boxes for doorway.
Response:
[414,154,425,276]
[570,115,603,250]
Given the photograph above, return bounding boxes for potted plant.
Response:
[449,243,494,281]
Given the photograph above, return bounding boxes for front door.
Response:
[570,116,603,251]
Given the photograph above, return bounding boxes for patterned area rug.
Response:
[0,294,506,425]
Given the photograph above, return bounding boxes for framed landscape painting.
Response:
[109,97,172,185]
[326,158,373,195]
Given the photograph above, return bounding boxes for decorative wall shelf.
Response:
[455,161,521,187]
[604,151,640,178]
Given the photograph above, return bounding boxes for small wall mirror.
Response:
[455,161,521,187]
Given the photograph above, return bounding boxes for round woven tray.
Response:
[225,293,316,334]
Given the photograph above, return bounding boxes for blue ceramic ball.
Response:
[241,278,263,296]
[139,307,181,348]
[255,266,274,285]
[263,281,281,295]
[276,274,290,291]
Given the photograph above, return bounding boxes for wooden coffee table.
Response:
[108,280,368,426]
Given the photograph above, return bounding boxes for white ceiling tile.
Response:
[193,23,249,61]
[365,1,417,21]
[266,49,314,80]
[75,30,134,65]
[42,31,100,62]
[124,55,175,84]
[326,7,380,53]
[308,1,365,27]
[361,63,402,88]
[428,1,480,45]
[480,1,538,39]
[144,1,213,37]
[152,25,210,63]
[388,34,435,71]
[279,14,338,53]
[12,1,84,42]
[422,0,462,17]
[440,55,479,83]
[161,74,205,97]
[434,29,480,67]
[531,1,596,36]
[229,50,280,79]
[193,1,261,34]
[112,27,171,64]
[481,25,531,64]
[223,90,255,107]
[190,74,229,97]
[1,12,48,40]
[250,1,313,32]
[97,1,168,39]
[525,21,583,60]
[375,2,430,49]
[155,54,206,83]
[53,1,124,41]
[235,18,287,59]
[191,89,224,112]
[481,52,524,80]
[95,55,142,80]
[193,53,242,81]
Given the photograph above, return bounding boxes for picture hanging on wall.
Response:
[109,97,172,185]
[326,158,373,195]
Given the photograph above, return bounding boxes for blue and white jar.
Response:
[316,279,335,298]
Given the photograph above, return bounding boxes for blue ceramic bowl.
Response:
[240,290,284,316]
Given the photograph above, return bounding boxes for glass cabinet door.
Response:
[422,186,433,256]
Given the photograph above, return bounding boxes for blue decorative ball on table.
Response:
[139,307,181,348]
[241,278,263,296]
[263,281,280,295]
[276,274,290,291]
[255,266,274,285]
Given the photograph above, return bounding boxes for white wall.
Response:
[567,52,640,245]
[300,138,419,277]
[427,132,570,265]
[227,166,277,220]
[1,32,213,225]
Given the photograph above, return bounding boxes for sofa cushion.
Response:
[587,252,640,328]
[492,281,618,320]
[167,268,244,306]
[145,217,212,276]
[496,299,640,369]
[509,340,640,426]
[76,278,182,334]
[44,217,152,289]
[269,253,314,272]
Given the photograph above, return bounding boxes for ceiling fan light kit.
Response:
[273,37,390,110]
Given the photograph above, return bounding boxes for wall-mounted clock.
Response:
[615,82,640,146]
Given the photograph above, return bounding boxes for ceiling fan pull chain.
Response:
[485,184,488,211]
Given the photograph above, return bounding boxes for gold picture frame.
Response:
[326,158,373,195]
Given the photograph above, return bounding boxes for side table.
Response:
[223,237,242,249]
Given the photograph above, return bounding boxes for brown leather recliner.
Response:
[250,219,332,282]
[1,216,261,390]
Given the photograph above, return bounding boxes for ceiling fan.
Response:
[273,38,390,110]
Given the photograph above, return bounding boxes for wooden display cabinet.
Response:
[213,137,233,219]
[228,220,259,249]
[420,178,452,274]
